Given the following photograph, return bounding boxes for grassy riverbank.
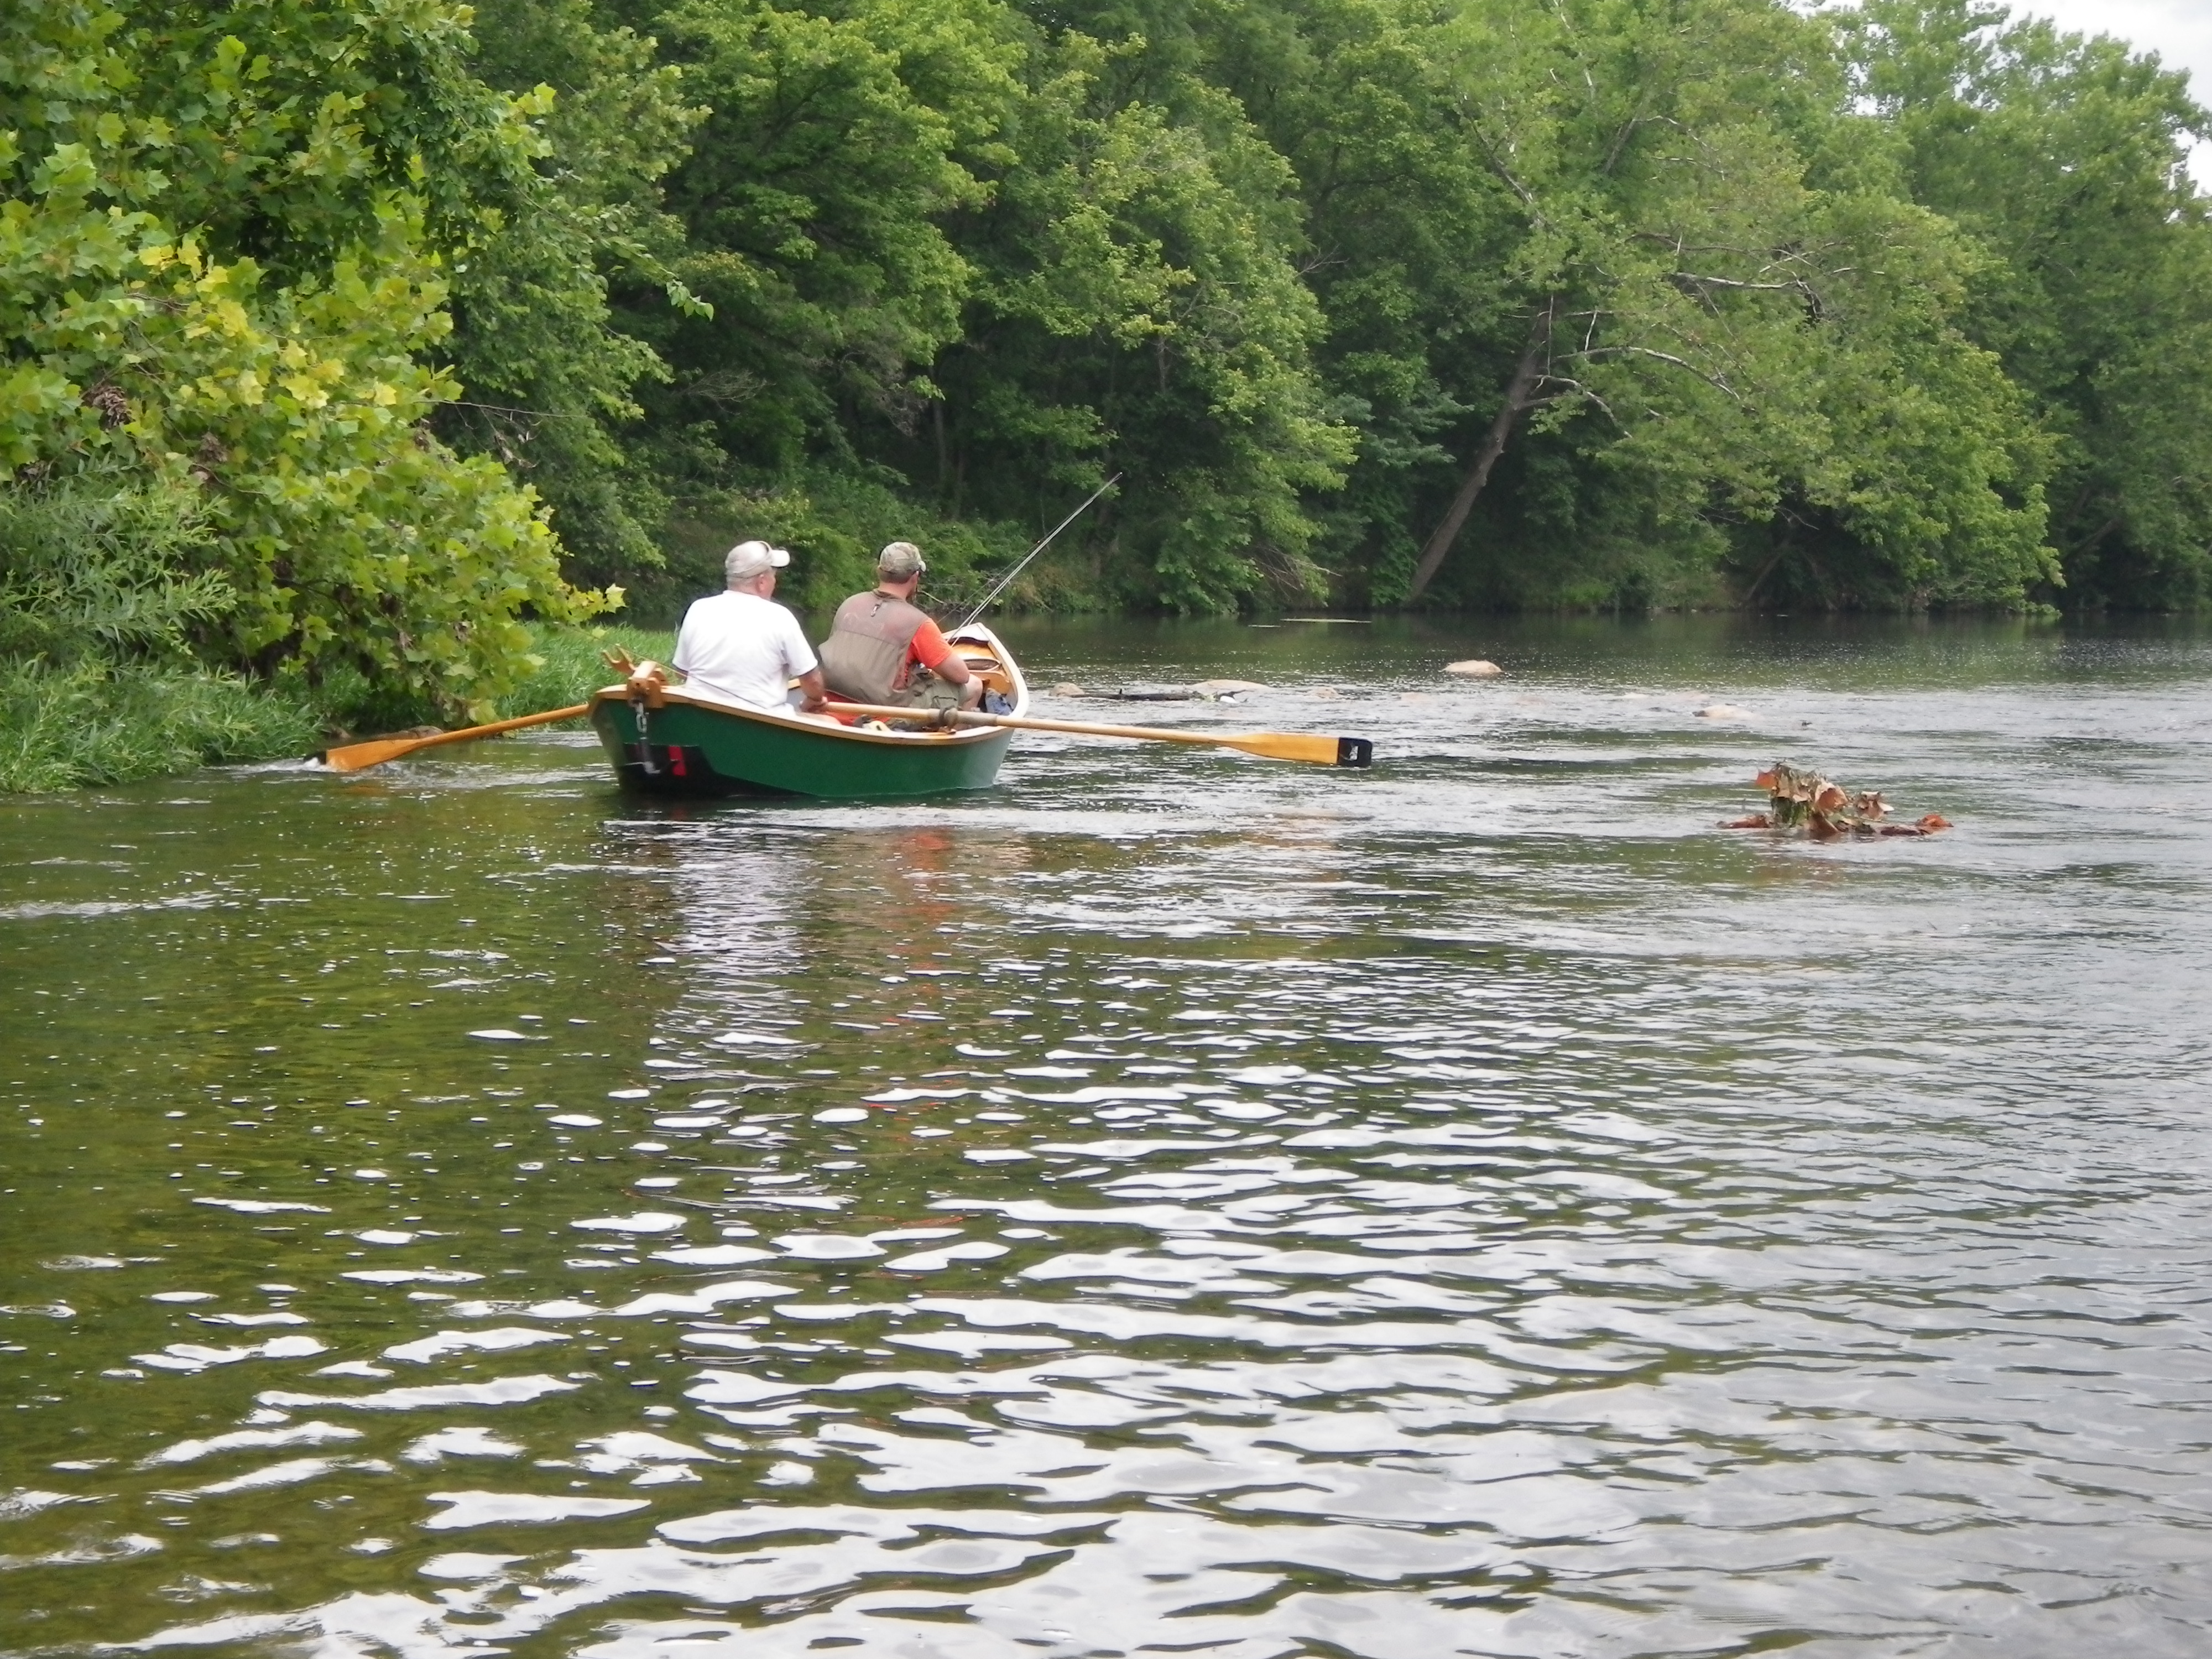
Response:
[489,625,676,719]
[0,661,322,793]
[0,625,684,794]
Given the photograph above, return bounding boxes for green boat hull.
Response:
[590,693,1014,799]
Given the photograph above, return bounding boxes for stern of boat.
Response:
[944,622,1029,717]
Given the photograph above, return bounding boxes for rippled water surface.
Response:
[6,615,2212,1658]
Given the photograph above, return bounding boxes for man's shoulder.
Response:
[838,589,931,623]
[909,612,951,654]
[692,590,788,617]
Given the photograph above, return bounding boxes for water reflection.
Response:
[3,617,2211,1656]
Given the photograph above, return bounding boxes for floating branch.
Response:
[1720,761,1950,838]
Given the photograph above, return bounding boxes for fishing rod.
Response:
[957,473,1120,629]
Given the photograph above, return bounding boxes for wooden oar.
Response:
[316,703,591,773]
[828,701,1373,767]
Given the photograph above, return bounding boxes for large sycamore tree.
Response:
[1383,0,2051,608]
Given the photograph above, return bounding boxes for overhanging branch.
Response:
[1579,343,1743,400]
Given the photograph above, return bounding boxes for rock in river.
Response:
[1192,678,1269,696]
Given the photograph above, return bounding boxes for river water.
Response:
[4,615,2210,1658]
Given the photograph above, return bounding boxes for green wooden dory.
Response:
[588,623,1026,799]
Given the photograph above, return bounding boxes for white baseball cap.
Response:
[725,540,791,580]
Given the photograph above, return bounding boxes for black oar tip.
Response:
[1335,737,1374,768]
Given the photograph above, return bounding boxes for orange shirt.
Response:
[901,615,954,686]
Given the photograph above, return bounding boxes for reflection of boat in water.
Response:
[588,623,1029,799]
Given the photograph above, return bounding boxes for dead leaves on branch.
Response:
[1722,761,1951,838]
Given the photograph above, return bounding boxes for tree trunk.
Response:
[1404,322,1551,602]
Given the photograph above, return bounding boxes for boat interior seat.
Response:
[959,653,1014,696]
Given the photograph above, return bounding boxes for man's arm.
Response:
[911,617,975,685]
[909,618,982,707]
[780,611,827,712]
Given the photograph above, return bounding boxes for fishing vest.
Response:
[818,591,932,705]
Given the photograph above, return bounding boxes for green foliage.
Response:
[491,622,675,716]
[0,476,323,792]
[1845,0,2212,609]
[622,0,1019,474]
[937,28,1356,612]
[1191,0,1526,597]
[1227,0,2056,611]
[440,0,705,585]
[0,0,615,722]
[9,0,2212,801]
[0,659,319,792]
[0,481,232,664]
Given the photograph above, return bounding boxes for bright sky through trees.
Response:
[2021,1,2211,177]
[2020,0,2211,99]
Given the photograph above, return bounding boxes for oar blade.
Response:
[317,739,416,774]
[1222,732,1374,766]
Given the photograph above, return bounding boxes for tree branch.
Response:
[1667,269,1825,319]
[1405,303,1557,602]
[1579,343,1743,400]
[1531,374,1620,427]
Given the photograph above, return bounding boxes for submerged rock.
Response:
[1048,682,1087,697]
[1192,678,1268,696]
[1444,659,1504,677]
[1695,703,1753,720]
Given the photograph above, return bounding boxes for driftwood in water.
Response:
[1721,761,1952,838]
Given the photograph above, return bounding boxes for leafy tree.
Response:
[0,0,615,718]
[591,0,1353,614]
[920,24,1356,612]
[614,0,1015,476]
[1188,0,1527,604]
[1845,0,2212,608]
[9,0,2208,740]
[1362,0,2049,608]
[439,0,707,588]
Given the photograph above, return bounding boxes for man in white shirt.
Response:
[670,540,828,714]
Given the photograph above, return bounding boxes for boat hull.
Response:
[589,695,1013,799]
[588,623,1027,800]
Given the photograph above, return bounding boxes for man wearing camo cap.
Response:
[816,541,981,711]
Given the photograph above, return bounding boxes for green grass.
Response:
[0,624,680,792]
[493,624,676,718]
[0,660,322,792]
